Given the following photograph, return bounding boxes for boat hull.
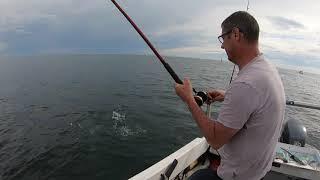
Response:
[129,137,320,180]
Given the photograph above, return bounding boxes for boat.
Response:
[109,2,320,179]
[129,137,320,180]
[129,104,320,180]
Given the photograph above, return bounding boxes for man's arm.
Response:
[186,97,238,150]
[175,78,238,150]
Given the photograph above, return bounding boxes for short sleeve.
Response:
[217,82,259,130]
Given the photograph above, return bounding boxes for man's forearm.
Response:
[186,99,218,148]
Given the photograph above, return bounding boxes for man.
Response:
[175,11,285,180]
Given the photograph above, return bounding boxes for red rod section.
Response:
[110,0,183,85]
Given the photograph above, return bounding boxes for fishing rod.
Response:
[286,100,320,111]
[280,147,305,165]
[110,0,208,106]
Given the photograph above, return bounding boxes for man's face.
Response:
[219,27,242,63]
[219,28,234,62]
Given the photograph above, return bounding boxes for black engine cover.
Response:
[280,119,307,147]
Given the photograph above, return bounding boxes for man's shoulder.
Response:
[236,57,279,85]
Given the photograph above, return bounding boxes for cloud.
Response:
[0,42,7,52]
[0,0,319,71]
[267,16,305,30]
[265,51,320,70]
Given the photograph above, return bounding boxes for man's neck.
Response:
[236,43,260,70]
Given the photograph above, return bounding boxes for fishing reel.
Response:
[194,91,209,106]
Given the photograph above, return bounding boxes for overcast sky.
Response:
[0,0,319,72]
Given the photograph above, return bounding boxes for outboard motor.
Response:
[280,119,307,147]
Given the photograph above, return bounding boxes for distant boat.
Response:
[299,70,304,74]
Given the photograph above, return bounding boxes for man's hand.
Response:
[175,78,195,104]
[207,90,225,103]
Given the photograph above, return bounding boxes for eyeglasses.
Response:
[218,28,243,44]
[218,30,232,44]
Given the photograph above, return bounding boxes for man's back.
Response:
[217,55,285,180]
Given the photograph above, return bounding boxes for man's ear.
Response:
[233,28,240,41]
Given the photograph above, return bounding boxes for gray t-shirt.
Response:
[217,55,285,180]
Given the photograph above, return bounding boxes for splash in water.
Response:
[112,106,146,137]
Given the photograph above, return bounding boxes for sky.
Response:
[0,0,320,72]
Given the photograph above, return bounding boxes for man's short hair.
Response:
[222,11,259,43]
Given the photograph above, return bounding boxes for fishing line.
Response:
[228,0,250,85]
[226,1,320,112]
